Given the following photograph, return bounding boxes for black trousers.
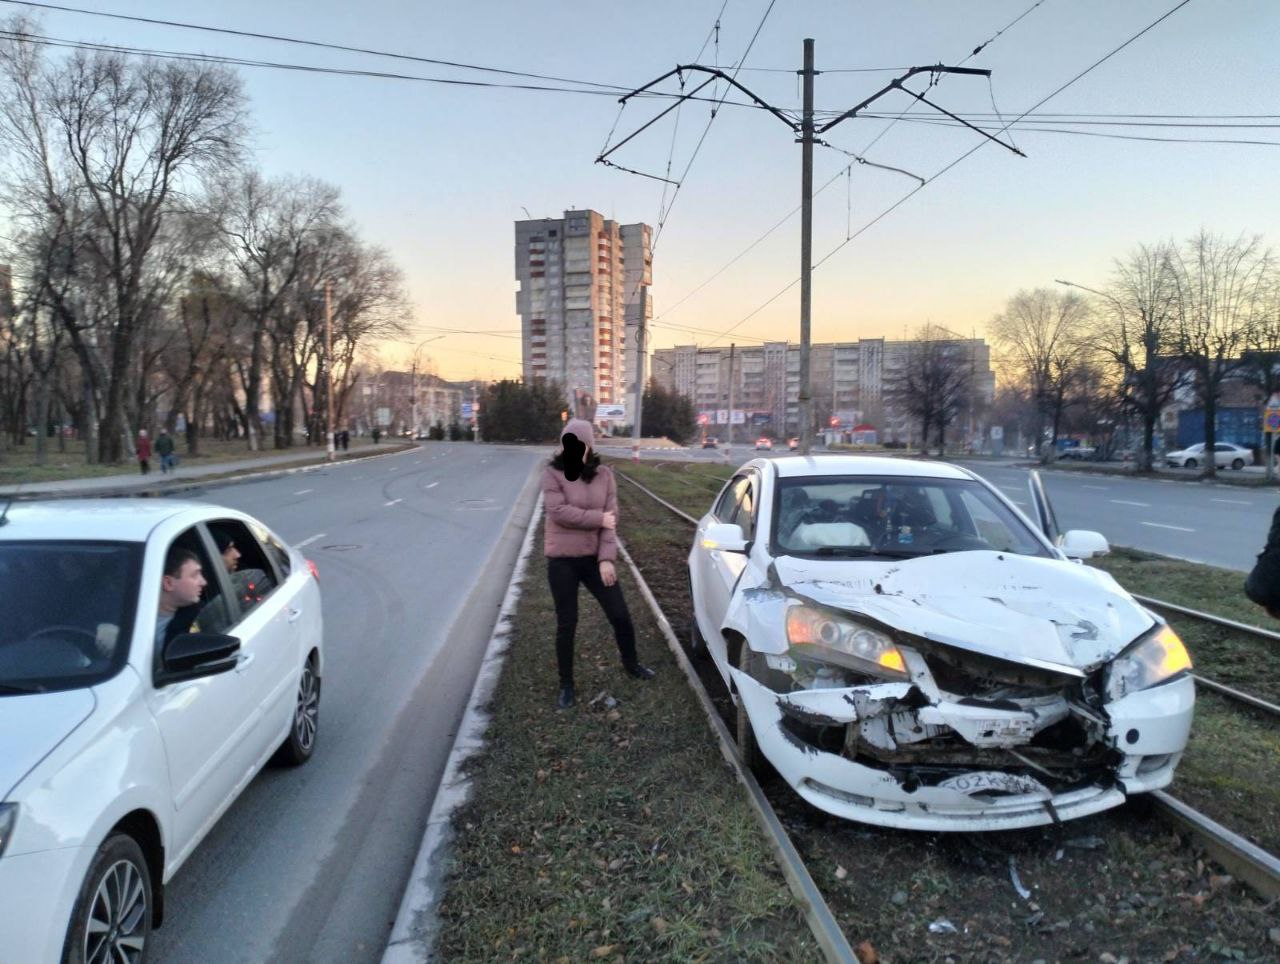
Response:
[547,555,637,685]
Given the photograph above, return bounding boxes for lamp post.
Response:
[409,336,446,438]
[324,280,335,461]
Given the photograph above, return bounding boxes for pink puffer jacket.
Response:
[542,463,618,562]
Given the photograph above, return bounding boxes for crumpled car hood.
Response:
[771,550,1154,673]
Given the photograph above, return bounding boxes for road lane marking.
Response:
[1110,499,1150,507]
[294,488,313,495]
[1211,498,1252,505]
[385,498,403,507]
[1141,522,1195,532]
[426,481,439,489]
[1083,485,1109,490]
[295,533,325,548]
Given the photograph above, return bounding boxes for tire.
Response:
[1232,458,1244,470]
[734,644,772,779]
[688,614,708,659]
[273,654,320,766]
[62,833,152,964]
[1184,458,1196,469]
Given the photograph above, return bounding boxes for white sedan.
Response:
[688,456,1195,831]
[0,499,324,962]
[1164,442,1254,470]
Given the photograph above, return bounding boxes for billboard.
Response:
[596,403,627,420]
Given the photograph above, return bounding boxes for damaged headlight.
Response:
[785,603,908,680]
[1105,623,1191,701]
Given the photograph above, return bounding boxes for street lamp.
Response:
[409,336,447,438]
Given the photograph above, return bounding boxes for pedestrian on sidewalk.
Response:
[372,427,381,444]
[542,418,655,710]
[1245,506,1280,620]
[155,429,176,473]
[135,429,152,475]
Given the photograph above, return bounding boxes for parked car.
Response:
[687,456,1193,830]
[1164,442,1253,470]
[701,436,718,449]
[1057,445,1097,461]
[0,499,324,962]
[755,437,773,451]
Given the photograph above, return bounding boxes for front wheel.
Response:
[63,834,152,964]
[273,655,320,766]
[734,645,772,779]
[1232,458,1244,470]
[1184,458,1197,469]
[688,614,708,659]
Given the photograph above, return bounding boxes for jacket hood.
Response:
[0,688,96,798]
[771,550,1155,674]
[562,418,594,448]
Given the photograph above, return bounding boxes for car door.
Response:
[700,473,759,663]
[204,518,299,762]
[146,526,260,860]
[694,476,748,655]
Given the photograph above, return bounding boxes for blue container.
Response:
[1176,407,1262,450]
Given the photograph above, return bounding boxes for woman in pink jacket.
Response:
[542,418,655,708]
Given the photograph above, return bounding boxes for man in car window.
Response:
[157,547,206,647]
[212,529,241,573]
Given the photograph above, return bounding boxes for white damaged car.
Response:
[688,456,1195,831]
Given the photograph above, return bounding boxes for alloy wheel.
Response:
[294,663,319,752]
[83,859,147,964]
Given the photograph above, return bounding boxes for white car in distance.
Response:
[688,456,1195,831]
[1164,442,1254,470]
[0,499,324,962]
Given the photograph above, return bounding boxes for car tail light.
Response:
[307,559,319,581]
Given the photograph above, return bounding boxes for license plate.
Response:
[939,771,1047,796]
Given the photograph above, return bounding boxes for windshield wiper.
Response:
[0,681,46,694]
[810,546,923,558]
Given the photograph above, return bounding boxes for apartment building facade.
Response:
[515,210,652,418]
[651,336,995,444]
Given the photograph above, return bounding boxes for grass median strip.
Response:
[432,517,817,961]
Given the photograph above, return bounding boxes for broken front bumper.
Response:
[732,669,1195,831]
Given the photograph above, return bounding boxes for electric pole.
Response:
[725,342,735,463]
[631,285,647,462]
[798,38,815,454]
[324,279,335,462]
[600,48,1021,461]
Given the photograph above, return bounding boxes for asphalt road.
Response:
[148,441,544,963]
[596,444,1275,572]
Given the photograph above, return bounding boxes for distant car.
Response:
[788,438,800,450]
[702,437,718,449]
[0,499,324,961]
[1058,445,1097,461]
[1165,442,1253,470]
[755,437,773,451]
[688,456,1193,830]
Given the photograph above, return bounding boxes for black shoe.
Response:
[624,663,656,681]
[557,685,575,709]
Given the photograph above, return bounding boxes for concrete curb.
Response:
[381,492,545,963]
[616,541,856,964]
[1,444,417,500]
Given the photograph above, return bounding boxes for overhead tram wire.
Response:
[704,0,1199,350]
[647,0,1048,338]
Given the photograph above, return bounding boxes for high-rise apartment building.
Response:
[515,210,651,417]
[651,336,994,444]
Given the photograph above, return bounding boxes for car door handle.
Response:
[287,607,303,623]
[235,652,256,673]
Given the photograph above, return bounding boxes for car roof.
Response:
[0,498,215,543]
[766,455,974,480]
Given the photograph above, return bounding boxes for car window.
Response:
[206,519,280,622]
[157,528,235,658]
[714,477,747,521]
[731,477,757,542]
[772,476,1050,558]
[254,522,293,578]
[0,541,142,694]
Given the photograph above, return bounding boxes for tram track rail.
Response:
[615,467,1280,901]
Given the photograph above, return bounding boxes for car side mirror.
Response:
[157,632,241,686]
[702,521,748,553]
[1060,529,1109,561]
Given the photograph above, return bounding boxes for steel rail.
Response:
[616,466,1280,901]
[1134,593,1280,645]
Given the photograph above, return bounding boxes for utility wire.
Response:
[704,0,1198,349]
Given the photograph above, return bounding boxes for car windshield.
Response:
[773,475,1050,559]
[0,541,142,695]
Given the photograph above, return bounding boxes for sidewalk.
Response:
[0,441,412,498]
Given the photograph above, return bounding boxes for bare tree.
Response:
[885,324,974,456]
[1171,230,1272,478]
[988,288,1090,461]
[1087,243,1185,471]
